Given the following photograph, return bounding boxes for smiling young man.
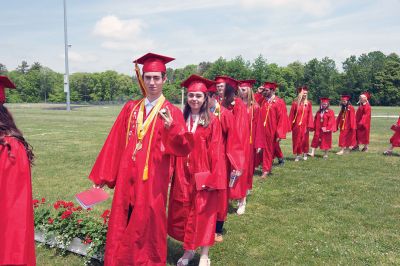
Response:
[255,82,288,179]
[88,53,193,266]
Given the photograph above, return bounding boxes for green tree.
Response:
[374,53,400,106]
[16,60,30,74]
[0,63,7,75]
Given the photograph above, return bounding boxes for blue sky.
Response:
[1,0,399,74]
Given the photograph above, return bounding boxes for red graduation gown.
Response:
[356,103,371,145]
[255,96,287,173]
[0,136,36,266]
[311,109,336,150]
[214,105,244,221]
[254,92,264,106]
[247,102,260,189]
[168,114,223,250]
[289,101,314,154]
[336,105,357,148]
[274,97,290,159]
[226,98,250,200]
[390,116,400,147]
[89,99,192,266]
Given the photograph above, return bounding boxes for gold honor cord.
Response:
[292,106,298,125]
[263,103,271,127]
[135,62,147,97]
[341,109,347,130]
[214,102,221,120]
[126,100,145,147]
[264,95,275,127]
[298,103,306,126]
[135,95,166,180]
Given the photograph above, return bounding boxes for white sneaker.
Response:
[199,257,211,266]
[336,150,344,155]
[303,155,308,161]
[295,156,301,162]
[237,202,246,215]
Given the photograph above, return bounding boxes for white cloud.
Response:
[93,15,144,40]
[239,0,333,16]
[92,15,154,52]
[60,51,98,63]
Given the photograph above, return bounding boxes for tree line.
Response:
[1,51,399,105]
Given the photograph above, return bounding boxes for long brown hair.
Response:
[222,84,236,108]
[183,92,211,128]
[0,104,35,165]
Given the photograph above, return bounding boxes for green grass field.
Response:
[6,103,400,266]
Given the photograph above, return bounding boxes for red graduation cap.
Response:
[320,97,330,104]
[341,95,351,101]
[263,81,278,91]
[133,52,175,73]
[361,91,371,100]
[0,76,16,104]
[238,79,256,88]
[297,85,309,93]
[215,75,238,90]
[181,74,215,93]
[207,83,217,93]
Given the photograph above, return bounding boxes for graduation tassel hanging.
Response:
[135,62,147,97]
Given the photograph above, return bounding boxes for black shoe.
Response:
[277,158,285,166]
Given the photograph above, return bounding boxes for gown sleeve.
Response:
[88,101,133,188]
[0,137,36,266]
[202,117,224,190]
[222,109,244,171]
[162,104,193,157]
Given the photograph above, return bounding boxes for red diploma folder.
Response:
[75,188,109,209]
[194,171,211,191]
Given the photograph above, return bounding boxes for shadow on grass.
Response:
[167,238,200,266]
[37,244,104,266]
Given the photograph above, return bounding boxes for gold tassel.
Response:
[135,62,147,97]
[143,166,149,181]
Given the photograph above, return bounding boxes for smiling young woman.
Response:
[168,74,224,266]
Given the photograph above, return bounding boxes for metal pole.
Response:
[63,0,70,111]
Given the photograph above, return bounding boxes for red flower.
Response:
[41,198,46,203]
[82,235,92,245]
[77,219,83,224]
[101,209,111,218]
[101,209,111,224]
[87,208,92,211]
[54,202,61,210]
[60,210,73,219]
[33,199,40,208]
[48,218,54,224]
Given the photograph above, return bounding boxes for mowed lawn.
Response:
[6,103,400,266]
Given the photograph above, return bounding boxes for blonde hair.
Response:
[240,86,256,107]
[296,90,308,106]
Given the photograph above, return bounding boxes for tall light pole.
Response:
[63,0,71,111]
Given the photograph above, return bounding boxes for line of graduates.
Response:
[95,54,380,266]
[1,52,400,266]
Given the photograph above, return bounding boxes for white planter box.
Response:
[34,230,102,260]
